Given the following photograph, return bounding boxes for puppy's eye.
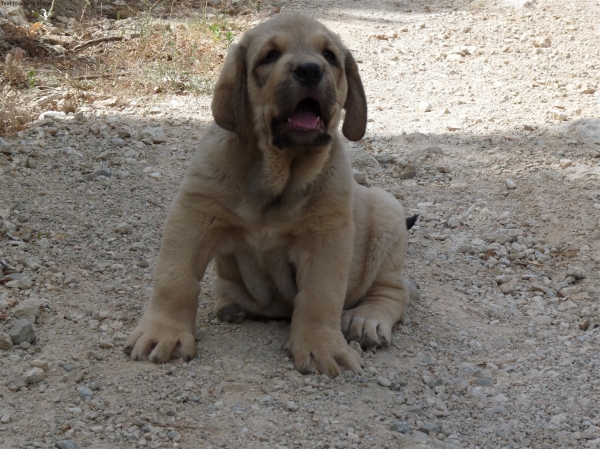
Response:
[263,50,280,64]
[323,50,336,63]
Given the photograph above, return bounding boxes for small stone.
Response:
[353,169,367,185]
[67,370,85,383]
[139,127,168,144]
[15,276,33,290]
[114,222,132,234]
[533,36,551,48]
[418,422,441,435]
[467,386,487,399]
[56,441,82,449]
[31,359,50,371]
[285,401,298,411]
[39,111,67,121]
[23,367,45,384]
[9,319,36,344]
[78,387,94,399]
[390,421,411,434]
[168,431,180,440]
[534,315,552,326]
[560,159,573,168]
[405,278,420,302]
[95,97,118,107]
[567,266,585,280]
[420,101,432,112]
[500,283,515,295]
[0,332,13,350]
[394,161,417,180]
[377,376,392,387]
[13,298,47,323]
[349,340,363,356]
[505,178,516,189]
[148,171,162,180]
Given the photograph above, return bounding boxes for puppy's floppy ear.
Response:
[211,44,251,140]
[342,51,367,142]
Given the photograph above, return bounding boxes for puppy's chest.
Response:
[242,227,291,252]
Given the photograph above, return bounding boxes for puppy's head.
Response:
[212,14,367,149]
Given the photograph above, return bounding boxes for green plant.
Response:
[31,0,56,24]
[27,70,36,89]
[209,22,221,39]
[226,31,234,49]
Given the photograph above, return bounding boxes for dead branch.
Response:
[73,36,124,52]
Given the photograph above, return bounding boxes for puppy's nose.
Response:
[293,63,323,87]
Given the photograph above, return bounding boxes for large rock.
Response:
[347,144,381,171]
[559,118,600,146]
[0,332,13,350]
[9,319,36,345]
[13,299,48,323]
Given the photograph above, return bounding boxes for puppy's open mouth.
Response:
[285,98,324,131]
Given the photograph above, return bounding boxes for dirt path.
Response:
[1,1,600,448]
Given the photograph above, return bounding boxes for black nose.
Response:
[293,63,323,87]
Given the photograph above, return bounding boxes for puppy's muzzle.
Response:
[293,62,323,87]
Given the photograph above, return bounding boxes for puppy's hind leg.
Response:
[342,274,409,349]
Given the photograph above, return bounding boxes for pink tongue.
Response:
[289,110,319,130]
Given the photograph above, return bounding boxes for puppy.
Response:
[125,13,413,377]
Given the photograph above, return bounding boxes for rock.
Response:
[0,138,13,154]
[534,315,552,326]
[377,376,392,387]
[405,278,420,302]
[394,161,417,179]
[560,159,573,168]
[95,97,118,107]
[139,127,168,144]
[39,111,67,120]
[567,266,585,280]
[467,386,487,399]
[31,359,50,371]
[500,283,516,295]
[56,441,82,449]
[23,367,45,384]
[505,178,516,189]
[420,101,432,112]
[114,222,132,234]
[390,421,411,433]
[418,422,441,435]
[148,171,162,180]
[347,145,381,171]
[83,167,111,181]
[533,36,551,48]
[0,332,13,350]
[558,118,600,145]
[9,319,36,344]
[285,401,298,411]
[67,370,85,383]
[78,387,94,399]
[13,298,47,323]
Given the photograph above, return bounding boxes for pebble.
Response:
[420,101,432,112]
[377,376,392,387]
[139,127,168,144]
[23,367,45,384]
[12,298,47,322]
[55,441,81,449]
[285,401,298,411]
[0,332,13,350]
[78,387,94,399]
[504,178,516,189]
[390,421,411,433]
[9,319,36,344]
[419,422,441,435]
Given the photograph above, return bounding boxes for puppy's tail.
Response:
[405,214,419,230]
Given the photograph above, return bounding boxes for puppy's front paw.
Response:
[285,328,363,377]
[124,311,196,363]
[342,306,393,349]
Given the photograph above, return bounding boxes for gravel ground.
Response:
[1,0,600,448]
